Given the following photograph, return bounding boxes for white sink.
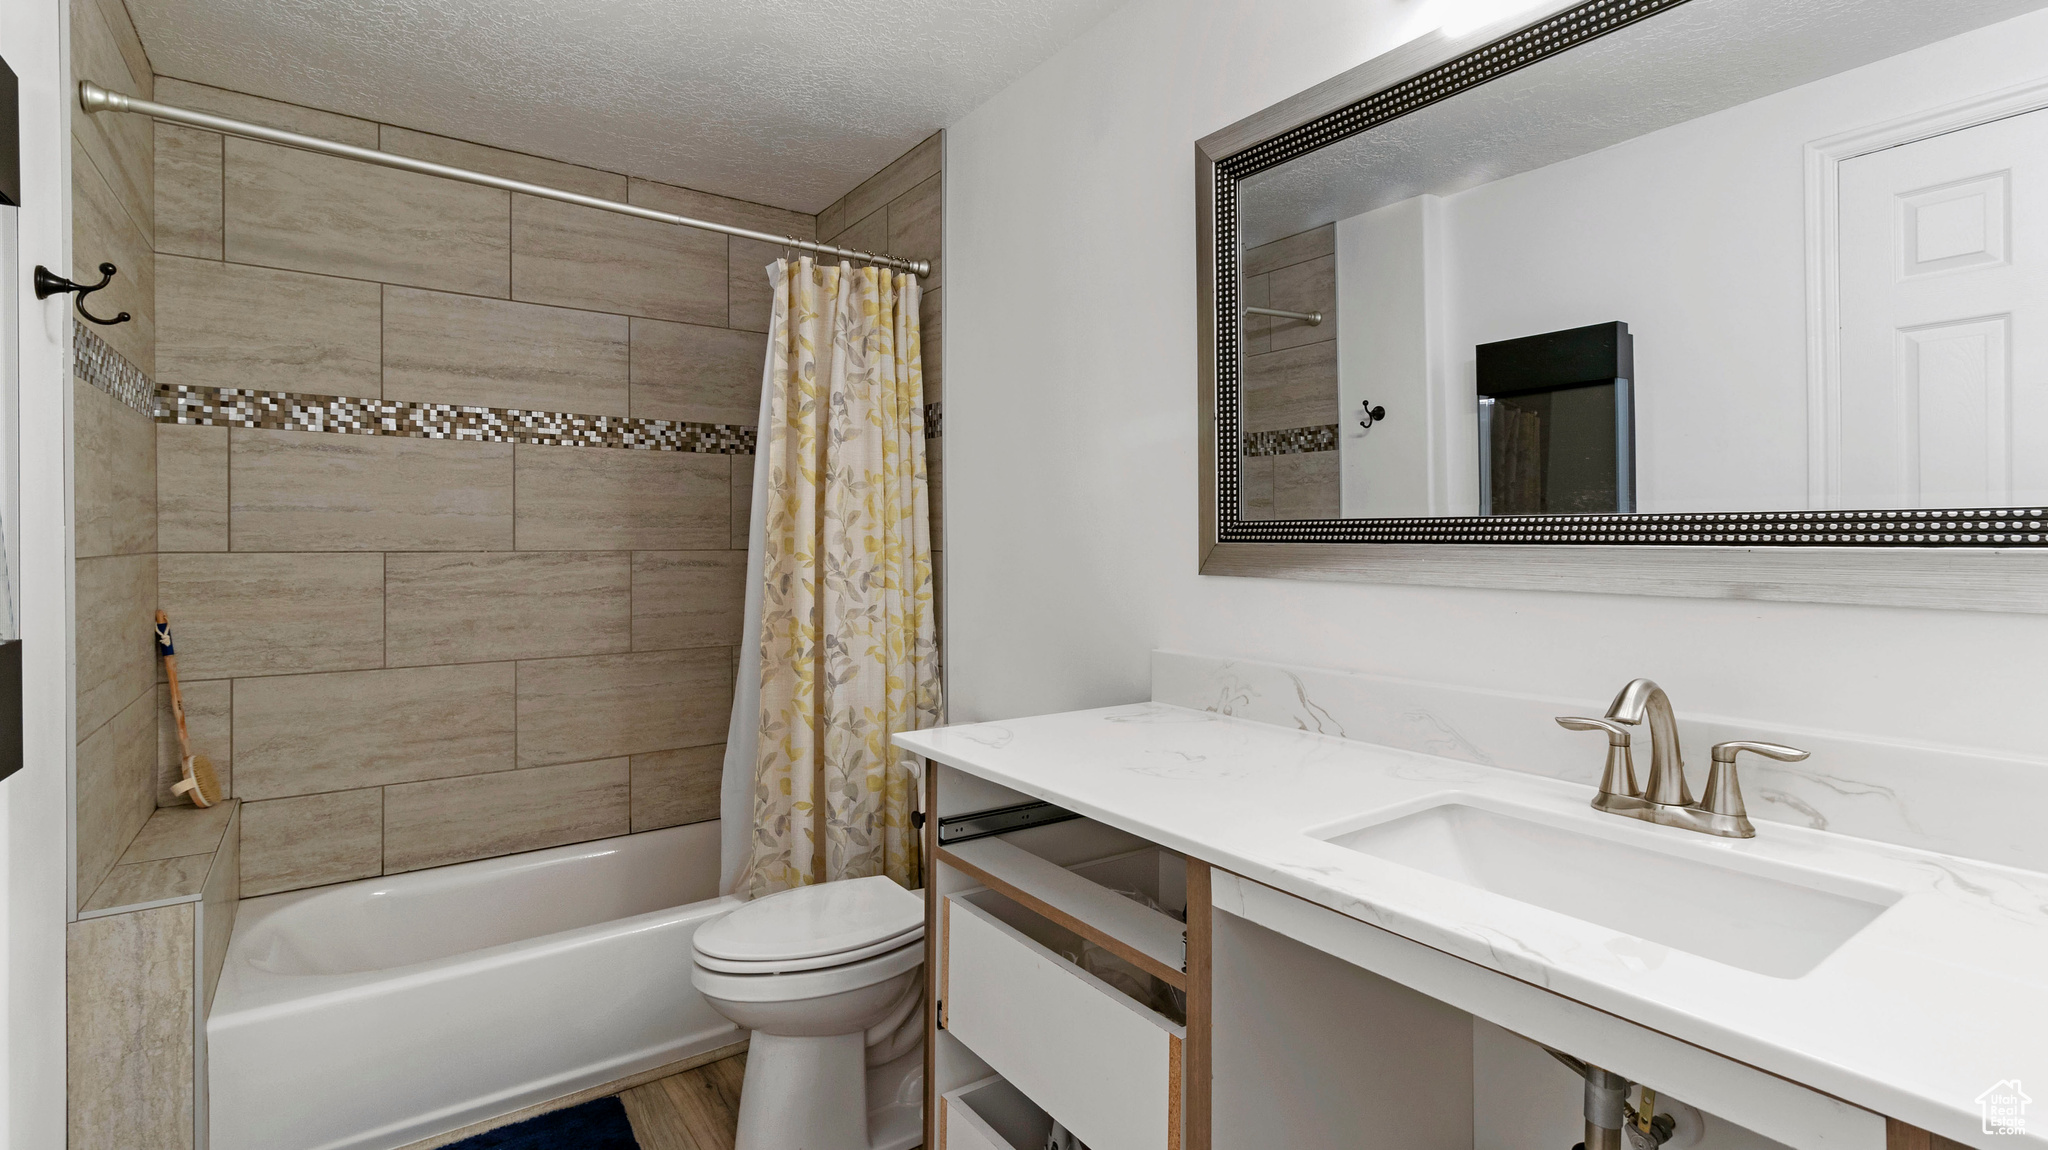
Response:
[1317,800,1899,979]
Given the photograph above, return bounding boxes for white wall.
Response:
[5,0,81,1145]
[941,0,2048,767]
[1436,6,2048,513]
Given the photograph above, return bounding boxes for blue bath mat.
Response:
[443,1096,640,1150]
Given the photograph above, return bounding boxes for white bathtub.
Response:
[208,821,743,1150]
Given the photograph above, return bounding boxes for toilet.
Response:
[691,876,926,1150]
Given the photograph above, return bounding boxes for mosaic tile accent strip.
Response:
[1243,423,1338,457]
[924,402,942,439]
[156,384,759,455]
[73,320,155,416]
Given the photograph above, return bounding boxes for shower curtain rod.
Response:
[77,81,932,277]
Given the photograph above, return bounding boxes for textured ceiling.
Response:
[1240,0,2048,246]
[123,0,1126,213]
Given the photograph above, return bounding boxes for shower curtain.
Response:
[721,257,941,898]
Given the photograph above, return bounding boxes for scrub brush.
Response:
[155,610,221,808]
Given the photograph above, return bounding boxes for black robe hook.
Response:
[34,262,130,326]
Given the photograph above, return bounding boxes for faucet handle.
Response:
[1556,715,1630,744]
[1556,716,1639,799]
[1700,741,1811,835]
[1711,740,1810,766]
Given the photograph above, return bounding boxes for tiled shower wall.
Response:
[73,0,161,910]
[1240,225,1338,519]
[148,78,944,897]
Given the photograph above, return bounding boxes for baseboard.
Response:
[392,1038,752,1150]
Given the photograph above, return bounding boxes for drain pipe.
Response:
[1542,1047,1631,1150]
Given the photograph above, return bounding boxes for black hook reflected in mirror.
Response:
[34,262,131,326]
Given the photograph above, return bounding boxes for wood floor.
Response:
[616,1053,748,1150]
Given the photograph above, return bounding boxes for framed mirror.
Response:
[1196,0,2048,610]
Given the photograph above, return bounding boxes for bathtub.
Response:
[208,821,743,1150]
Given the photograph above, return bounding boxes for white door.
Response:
[1835,107,2048,508]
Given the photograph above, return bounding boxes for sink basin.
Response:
[1318,800,1899,979]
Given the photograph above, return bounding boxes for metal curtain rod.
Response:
[1244,305,1322,326]
[77,81,931,277]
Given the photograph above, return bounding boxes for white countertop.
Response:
[897,702,2048,1149]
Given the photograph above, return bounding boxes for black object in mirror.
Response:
[1477,322,1635,517]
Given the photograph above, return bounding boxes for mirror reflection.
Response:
[1233,0,2048,521]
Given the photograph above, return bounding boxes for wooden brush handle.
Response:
[155,610,193,759]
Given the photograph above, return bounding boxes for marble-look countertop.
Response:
[896,704,2048,1149]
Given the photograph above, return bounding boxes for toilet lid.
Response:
[694,875,924,965]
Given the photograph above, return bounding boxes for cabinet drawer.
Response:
[942,1074,1053,1150]
[945,892,1184,1150]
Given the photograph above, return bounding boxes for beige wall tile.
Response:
[1243,273,1271,355]
[119,804,234,865]
[888,172,942,290]
[67,905,194,1150]
[157,424,227,552]
[70,0,152,247]
[926,439,945,552]
[1239,455,1275,521]
[235,663,516,799]
[157,552,384,680]
[1242,223,1334,278]
[385,551,629,666]
[77,689,158,909]
[1243,340,1339,433]
[727,237,780,334]
[384,758,630,873]
[517,649,733,767]
[631,551,745,652]
[816,195,846,246]
[383,287,629,414]
[240,789,383,896]
[88,0,152,102]
[921,286,944,404]
[628,319,763,425]
[200,804,239,1014]
[157,254,382,394]
[630,745,723,832]
[156,678,231,806]
[1267,254,1335,351]
[1273,451,1341,519]
[514,445,729,550]
[83,855,213,912]
[380,125,628,200]
[77,553,157,741]
[225,137,511,295]
[828,208,887,261]
[75,384,156,560]
[155,123,221,260]
[73,135,155,374]
[833,133,941,241]
[730,454,754,550]
[155,78,378,147]
[626,179,815,239]
[512,195,728,324]
[231,429,514,551]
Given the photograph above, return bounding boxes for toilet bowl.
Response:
[691,876,926,1150]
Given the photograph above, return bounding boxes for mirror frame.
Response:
[1195,0,2048,613]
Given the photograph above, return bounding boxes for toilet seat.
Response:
[693,875,925,974]
[690,934,924,1003]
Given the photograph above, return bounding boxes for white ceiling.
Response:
[124,0,1127,213]
[1239,0,2048,246]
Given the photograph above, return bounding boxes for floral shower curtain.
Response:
[734,257,941,898]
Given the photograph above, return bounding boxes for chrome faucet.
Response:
[1556,678,1809,839]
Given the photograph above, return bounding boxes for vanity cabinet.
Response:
[924,801,1202,1150]
[921,769,1977,1150]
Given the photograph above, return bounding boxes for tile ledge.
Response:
[82,800,239,916]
